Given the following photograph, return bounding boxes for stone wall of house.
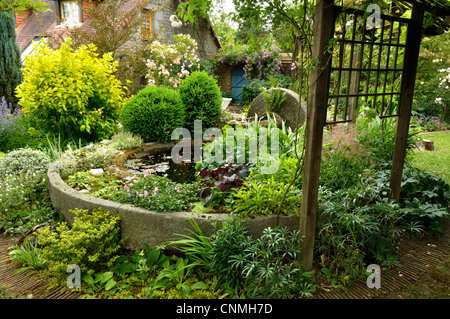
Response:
[150,0,220,59]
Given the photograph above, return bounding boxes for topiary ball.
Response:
[178,71,222,132]
[119,86,185,143]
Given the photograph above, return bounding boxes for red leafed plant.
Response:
[196,163,252,204]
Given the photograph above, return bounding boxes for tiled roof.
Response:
[15,0,57,52]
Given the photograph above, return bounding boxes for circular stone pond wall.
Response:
[47,142,300,251]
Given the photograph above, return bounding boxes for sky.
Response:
[222,0,235,13]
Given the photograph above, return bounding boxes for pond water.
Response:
[124,151,196,184]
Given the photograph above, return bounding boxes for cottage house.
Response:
[15,0,222,61]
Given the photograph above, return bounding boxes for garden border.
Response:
[47,152,300,251]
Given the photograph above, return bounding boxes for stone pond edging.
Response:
[47,161,300,251]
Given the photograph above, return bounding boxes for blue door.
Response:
[232,66,249,103]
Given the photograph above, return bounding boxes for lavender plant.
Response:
[0,96,22,152]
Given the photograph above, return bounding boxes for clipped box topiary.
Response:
[178,71,222,132]
[120,86,186,143]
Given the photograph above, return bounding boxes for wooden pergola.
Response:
[299,0,450,271]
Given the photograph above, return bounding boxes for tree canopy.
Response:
[0,0,50,14]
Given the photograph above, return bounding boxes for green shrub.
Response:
[208,214,251,291]
[16,38,125,142]
[316,189,411,280]
[0,147,50,176]
[109,131,143,150]
[0,171,55,235]
[240,227,314,298]
[0,148,54,235]
[36,207,123,278]
[320,147,368,190]
[356,113,418,167]
[179,214,315,298]
[232,177,301,216]
[241,79,270,107]
[250,154,302,188]
[120,86,185,143]
[178,71,222,131]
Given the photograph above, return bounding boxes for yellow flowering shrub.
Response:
[16,38,125,142]
[36,207,123,279]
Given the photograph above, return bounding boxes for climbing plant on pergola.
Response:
[299,0,450,271]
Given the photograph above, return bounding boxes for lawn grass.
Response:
[409,130,450,184]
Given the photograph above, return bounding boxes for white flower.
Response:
[173,21,183,28]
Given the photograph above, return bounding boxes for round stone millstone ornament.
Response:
[247,88,307,131]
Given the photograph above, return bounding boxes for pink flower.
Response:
[144,191,149,198]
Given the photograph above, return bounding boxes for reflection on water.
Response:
[124,151,196,184]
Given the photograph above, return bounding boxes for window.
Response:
[60,0,81,26]
[142,9,152,40]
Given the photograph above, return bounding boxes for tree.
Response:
[0,12,23,103]
[0,0,50,14]
[232,0,315,64]
[176,0,214,24]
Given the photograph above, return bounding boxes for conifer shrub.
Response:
[0,13,22,103]
[120,86,185,143]
[178,71,222,131]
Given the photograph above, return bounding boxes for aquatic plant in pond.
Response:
[124,151,196,184]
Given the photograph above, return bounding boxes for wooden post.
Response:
[349,45,362,123]
[300,0,335,272]
[390,2,424,201]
